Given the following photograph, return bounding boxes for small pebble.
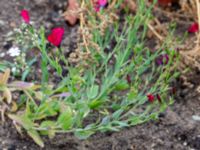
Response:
[10,22,16,28]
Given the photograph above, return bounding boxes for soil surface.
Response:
[0,0,200,150]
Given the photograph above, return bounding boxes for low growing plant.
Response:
[0,0,179,147]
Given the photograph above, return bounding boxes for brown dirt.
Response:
[0,0,200,150]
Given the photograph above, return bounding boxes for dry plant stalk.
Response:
[175,0,200,93]
[179,0,200,70]
[68,0,119,68]
[145,1,200,90]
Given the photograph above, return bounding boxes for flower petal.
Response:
[98,0,107,6]
[156,54,169,65]
[188,23,199,33]
[147,94,155,102]
[47,27,65,47]
[20,9,30,24]
[94,0,108,12]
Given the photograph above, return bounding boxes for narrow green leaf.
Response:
[8,114,44,147]
[74,129,94,139]
[114,81,129,91]
[27,130,44,147]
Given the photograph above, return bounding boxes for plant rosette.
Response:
[0,1,179,147]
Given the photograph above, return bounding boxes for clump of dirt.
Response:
[0,0,200,150]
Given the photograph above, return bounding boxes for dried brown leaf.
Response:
[121,0,136,12]
[3,87,12,104]
[64,0,79,25]
[0,69,10,85]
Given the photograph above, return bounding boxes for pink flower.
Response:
[94,0,108,12]
[20,9,30,24]
[98,0,107,6]
[188,23,199,33]
[147,94,155,103]
[47,27,65,47]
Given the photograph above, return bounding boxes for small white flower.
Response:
[0,52,5,57]
[7,47,21,57]
[11,67,17,73]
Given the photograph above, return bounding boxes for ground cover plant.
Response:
[0,0,179,147]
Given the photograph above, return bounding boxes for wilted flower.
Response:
[47,27,65,47]
[188,23,199,33]
[156,54,169,65]
[20,9,30,24]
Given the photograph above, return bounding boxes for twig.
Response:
[147,23,163,41]
[196,0,200,50]
[80,0,90,53]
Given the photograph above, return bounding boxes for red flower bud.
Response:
[20,9,30,24]
[126,74,131,84]
[156,94,162,103]
[47,27,65,47]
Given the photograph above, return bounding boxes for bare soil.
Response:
[0,0,200,149]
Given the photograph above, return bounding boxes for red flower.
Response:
[147,94,155,103]
[188,23,199,33]
[47,27,65,47]
[20,9,30,24]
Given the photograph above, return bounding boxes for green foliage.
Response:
[57,106,73,130]
[0,0,179,147]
